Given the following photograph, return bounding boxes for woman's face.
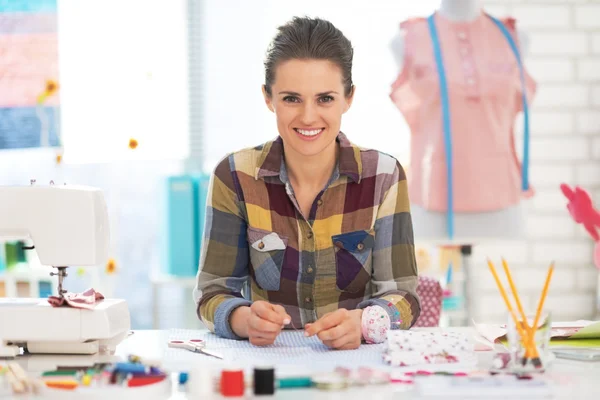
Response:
[263,59,354,158]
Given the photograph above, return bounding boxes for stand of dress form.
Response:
[389,0,537,325]
[390,0,534,245]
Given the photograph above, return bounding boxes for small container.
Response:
[506,310,552,373]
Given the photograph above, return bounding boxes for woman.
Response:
[193,16,420,350]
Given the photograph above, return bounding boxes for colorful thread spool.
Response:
[220,369,245,397]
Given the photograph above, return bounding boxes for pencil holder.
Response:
[506,310,552,373]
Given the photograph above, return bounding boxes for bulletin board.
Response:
[0,0,61,150]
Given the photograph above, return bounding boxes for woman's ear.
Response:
[343,85,356,113]
[262,85,275,113]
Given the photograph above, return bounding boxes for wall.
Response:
[467,0,600,323]
[0,150,184,329]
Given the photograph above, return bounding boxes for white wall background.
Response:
[468,0,600,322]
[200,0,440,170]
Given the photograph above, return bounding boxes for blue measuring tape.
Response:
[427,14,530,240]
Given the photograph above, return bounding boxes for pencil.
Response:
[501,258,542,368]
[529,262,554,362]
[486,259,533,362]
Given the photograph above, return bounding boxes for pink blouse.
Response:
[391,12,536,212]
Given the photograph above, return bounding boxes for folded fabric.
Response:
[48,288,104,309]
[383,350,473,367]
[387,330,472,353]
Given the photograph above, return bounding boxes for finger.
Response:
[249,335,276,346]
[324,332,357,350]
[253,302,287,325]
[305,309,348,337]
[249,315,284,334]
[272,304,292,325]
[317,322,347,342]
[248,328,277,341]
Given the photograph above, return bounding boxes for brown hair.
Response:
[263,16,354,97]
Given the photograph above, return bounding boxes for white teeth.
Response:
[296,128,323,137]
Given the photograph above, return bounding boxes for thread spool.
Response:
[253,367,275,395]
[220,369,245,397]
[311,373,348,391]
[188,365,213,397]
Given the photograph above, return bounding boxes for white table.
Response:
[9,328,600,399]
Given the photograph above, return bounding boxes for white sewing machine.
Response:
[0,183,130,357]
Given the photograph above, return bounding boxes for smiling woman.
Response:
[193,16,421,350]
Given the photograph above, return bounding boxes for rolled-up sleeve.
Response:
[358,160,421,329]
[193,155,251,339]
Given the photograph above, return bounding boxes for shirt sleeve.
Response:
[193,155,252,339]
[358,159,421,329]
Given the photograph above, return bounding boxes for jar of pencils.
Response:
[506,310,552,373]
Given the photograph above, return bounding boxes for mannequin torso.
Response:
[389,0,533,245]
[390,0,529,76]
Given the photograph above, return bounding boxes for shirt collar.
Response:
[254,131,362,183]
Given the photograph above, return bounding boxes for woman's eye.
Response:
[319,95,334,103]
[283,96,300,103]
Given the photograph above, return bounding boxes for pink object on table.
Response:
[414,275,442,327]
[47,288,104,309]
[560,183,600,270]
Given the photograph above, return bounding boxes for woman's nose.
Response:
[300,102,318,125]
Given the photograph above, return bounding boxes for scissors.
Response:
[168,339,224,359]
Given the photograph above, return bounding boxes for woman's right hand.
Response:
[230,301,291,346]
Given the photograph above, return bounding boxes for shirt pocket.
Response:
[247,227,288,291]
[331,229,375,293]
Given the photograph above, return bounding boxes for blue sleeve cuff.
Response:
[214,297,252,340]
[358,298,402,329]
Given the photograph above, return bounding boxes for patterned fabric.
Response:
[413,275,442,327]
[193,132,421,339]
[390,12,537,212]
[48,288,104,309]
[361,305,393,344]
[384,331,474,367]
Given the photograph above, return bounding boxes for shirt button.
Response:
[307,231,313,239]
[317,199,323,206]
[357,243,365,251]
[460,47,469,55]
[258,242,265,250]
[307,267,314,274]
[467,78,475,85]
[457,32,467,40]
[305,297,312,303]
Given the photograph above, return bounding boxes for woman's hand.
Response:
[231,301,291,346]
[304,308,363,350]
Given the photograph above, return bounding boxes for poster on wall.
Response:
[0,0,61,150]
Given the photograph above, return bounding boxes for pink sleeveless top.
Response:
[390,12,536,212]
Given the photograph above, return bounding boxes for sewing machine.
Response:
[0,183,130,357]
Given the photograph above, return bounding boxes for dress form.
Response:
[390,0,531,246]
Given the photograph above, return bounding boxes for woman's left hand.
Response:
[304,308,363,350]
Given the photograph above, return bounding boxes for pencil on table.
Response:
[501,258,542,368]
[486,259,533,363]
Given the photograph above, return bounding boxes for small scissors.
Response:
[167,339,224,359]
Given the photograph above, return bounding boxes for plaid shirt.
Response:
[193,132,421,339]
